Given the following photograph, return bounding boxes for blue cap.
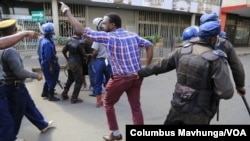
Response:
[200,13,219,25]
[182,26,199,41]
[198,21,221,39]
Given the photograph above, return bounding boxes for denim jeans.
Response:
[88,58,96,94]
[94,59,112,95]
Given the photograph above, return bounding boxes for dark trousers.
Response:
[65,63,83,99]
[5,84,48,135]
[0,86,15,141]
[41,62,60,92]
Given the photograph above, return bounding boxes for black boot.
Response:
[48,90,60,101]
[41,87,49,98]
[61,88,69,100]
[70,92,83,104]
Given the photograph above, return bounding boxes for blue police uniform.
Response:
[2,47,50,136]
[0,19,51,140]
[0,68,15,141]
[0,19,18,141]
[39,23,60,101]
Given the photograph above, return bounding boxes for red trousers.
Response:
[104,75,144,130]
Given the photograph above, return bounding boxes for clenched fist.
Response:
[37,73,43,81]
[236,87,246,96]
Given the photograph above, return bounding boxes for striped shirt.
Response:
[83,28,152,75]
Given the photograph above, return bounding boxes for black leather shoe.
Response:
[103,133,122,141]
[71,98,83,104]
[41,92,48,98]
[48,96,60,101]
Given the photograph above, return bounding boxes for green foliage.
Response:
[56,36,68,45]
[143,34,161,45]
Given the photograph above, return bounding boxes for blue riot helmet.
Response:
[182,26,199,41]
[200,13,219,25]
[41,22,54,34]
[199,21,221,40]
[198,21,221,49]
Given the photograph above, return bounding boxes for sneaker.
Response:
[15,139,25,141]
[81,84,87,91]
[41,120,54,133]
[103,133,122,141]
[81,84,90,91]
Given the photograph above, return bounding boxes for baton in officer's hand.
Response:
[57,80,63,89]
[241,95,250,117]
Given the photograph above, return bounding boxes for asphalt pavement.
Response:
[16,46,250,141]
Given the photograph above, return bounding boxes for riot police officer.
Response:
[38,23,60,101]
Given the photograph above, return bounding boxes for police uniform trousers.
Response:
[4,83,48,135]
[41,61,60,93]
[0,85,16,141]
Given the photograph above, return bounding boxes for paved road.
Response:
[16,48,250,141]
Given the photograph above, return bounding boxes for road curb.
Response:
[31,64,67,72]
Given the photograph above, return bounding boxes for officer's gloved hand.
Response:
[60,2,70,14]
[236,87,246,96]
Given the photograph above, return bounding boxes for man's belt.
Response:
[3,80,25,85]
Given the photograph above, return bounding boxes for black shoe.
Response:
[70,98,83,104]
[48,96,60,101]
[41,92,49,98]
[61,95,69,100]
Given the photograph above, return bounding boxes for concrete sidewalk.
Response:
[234,47,250,56]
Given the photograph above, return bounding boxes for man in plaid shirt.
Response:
[60,2,153,141]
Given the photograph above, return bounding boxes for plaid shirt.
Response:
[84,28,152,75]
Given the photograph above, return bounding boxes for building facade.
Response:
[0,0,249,51]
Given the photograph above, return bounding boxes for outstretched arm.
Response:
[60,2,85,34]
[0,31,39,49]
[145,45,153,65]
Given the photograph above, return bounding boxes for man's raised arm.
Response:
[60,2,85,34]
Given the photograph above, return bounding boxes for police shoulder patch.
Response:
[212,49,227,58]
